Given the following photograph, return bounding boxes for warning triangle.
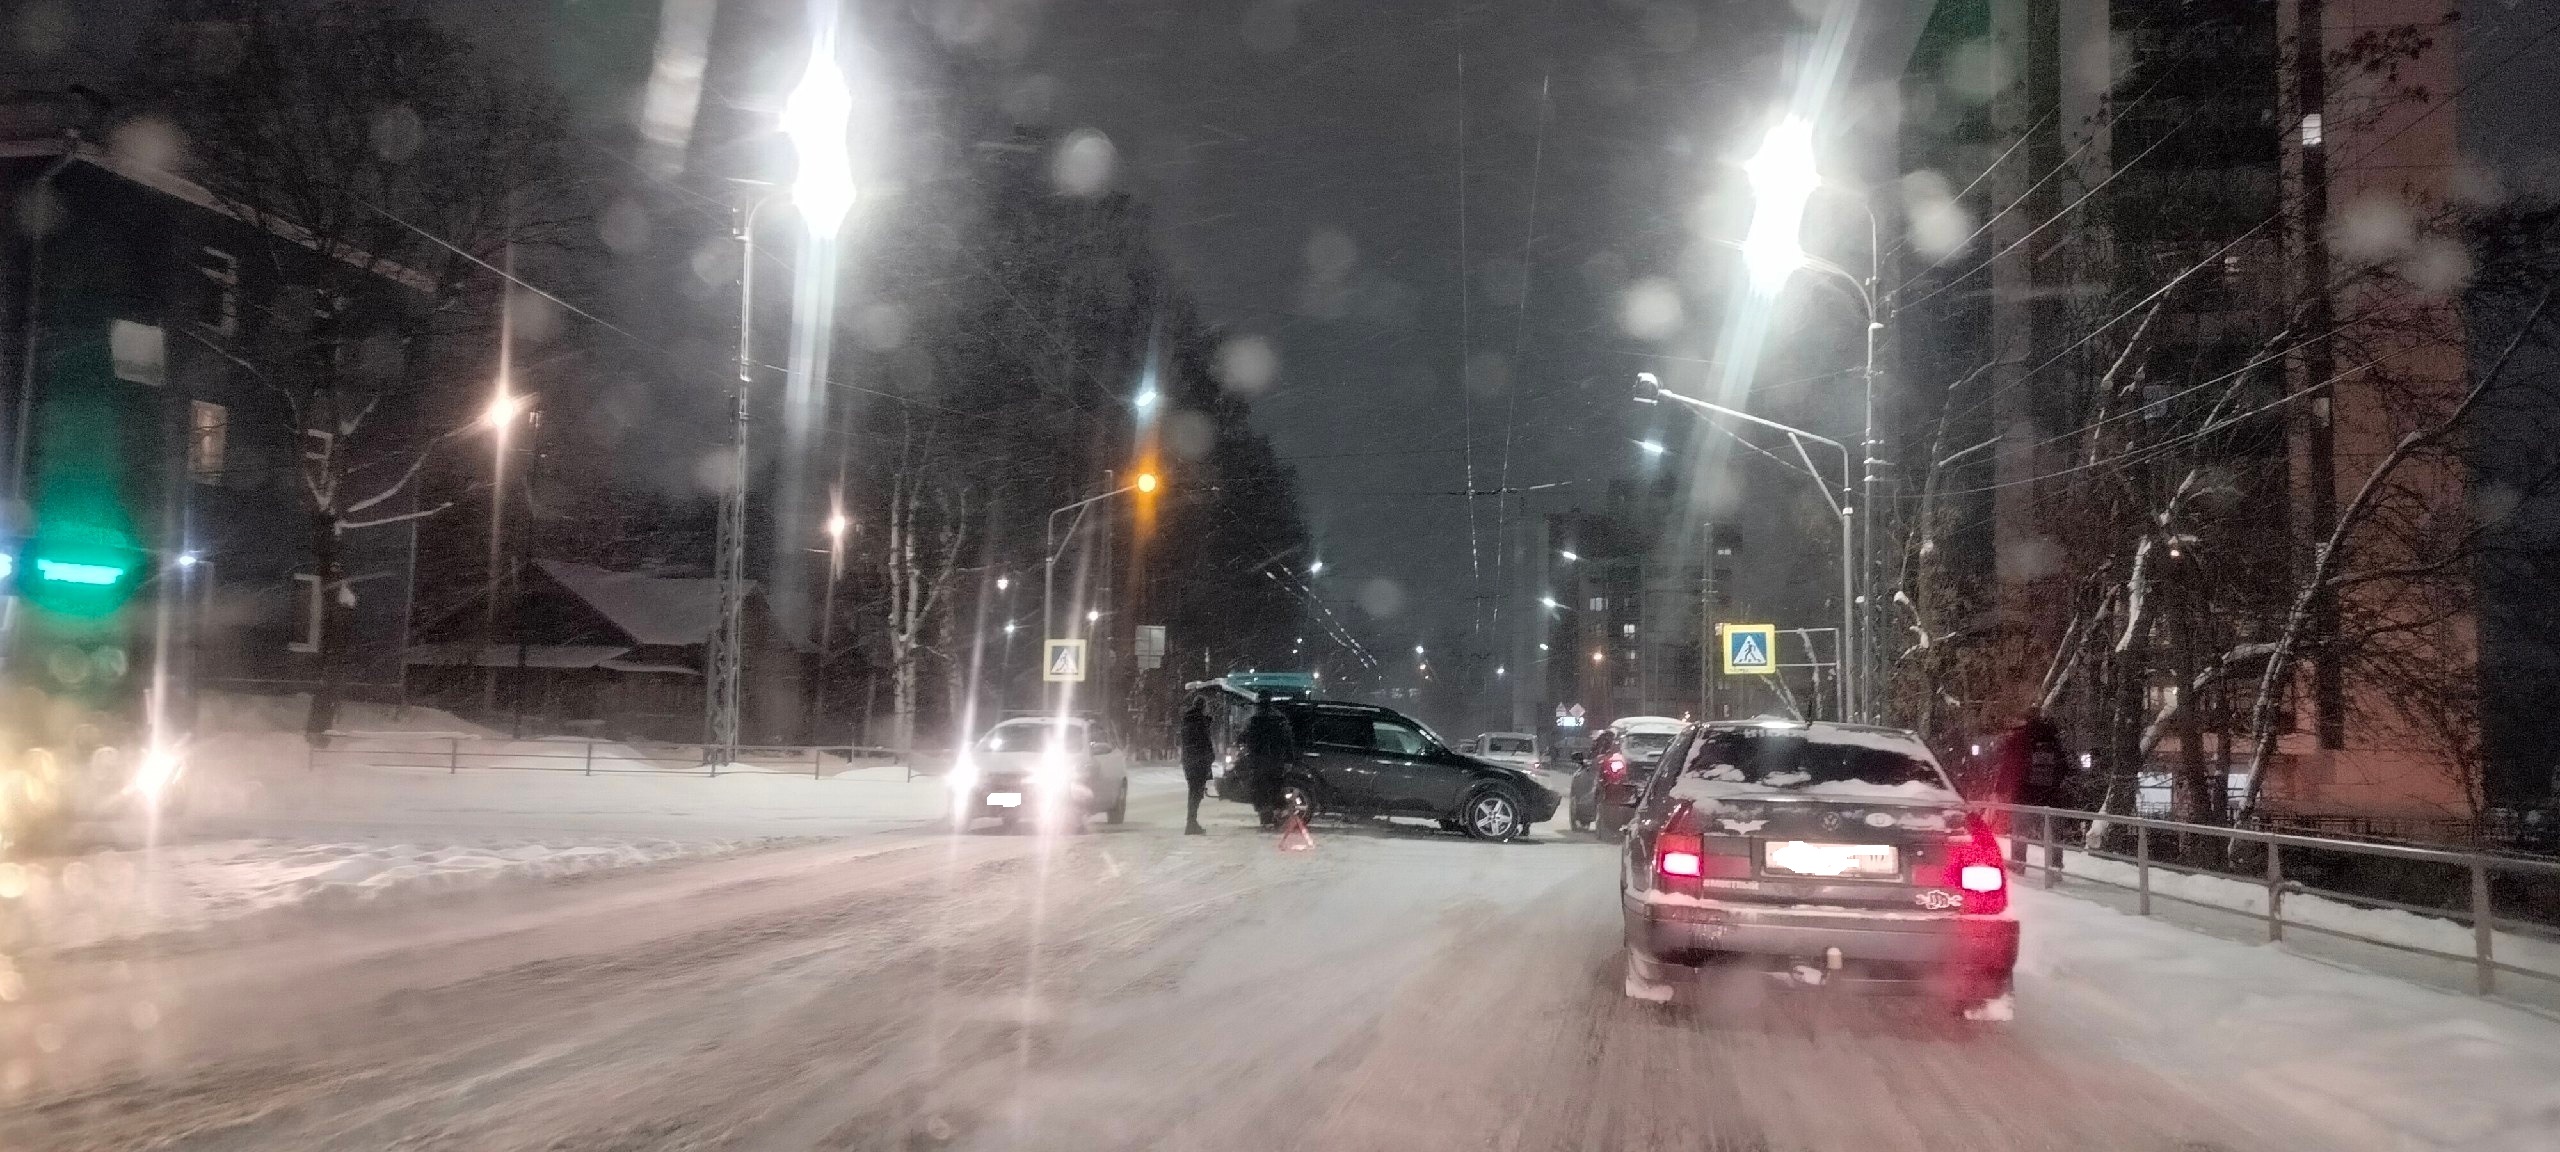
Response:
[1276,813,1315,852]
[1732,633,1769,667]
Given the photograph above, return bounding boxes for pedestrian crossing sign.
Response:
[1043,638,1087,682]
[1721,624,1776,675]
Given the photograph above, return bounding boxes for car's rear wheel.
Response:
[1105,779,1129,824]
[1276,778,1320,822]
[1459,786,1525,842]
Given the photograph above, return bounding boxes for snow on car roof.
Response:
[1611,716,1685,732]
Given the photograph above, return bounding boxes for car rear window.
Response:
[1485,736,1533,754]
[1621,731,1678,762]
[1680,730,1945,791]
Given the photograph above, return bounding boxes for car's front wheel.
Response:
[1459,786,1525,842]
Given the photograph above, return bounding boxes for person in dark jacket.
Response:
[1178,696,1215,835]
[1988,708,2068,864]
[1237,692,1299,829]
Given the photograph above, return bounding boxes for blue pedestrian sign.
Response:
[1043,638,1087,682]
[1721,624,1776,675]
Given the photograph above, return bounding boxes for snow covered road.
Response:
[2,783,2552,1151]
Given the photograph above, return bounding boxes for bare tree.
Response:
[127,1,575,737]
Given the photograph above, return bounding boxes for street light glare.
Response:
[995,576,1010,592]
[1086,608,1100,622]
[1560,549,1578,561]
[485,390,522,429]
[1133,387,1159,412]
[783,43,856,237]
[1540,596,1562,609]
[1136,472,1158,493]
[1308,559,1324,574]
[1637,439,1666,456]
[825,512,850,540]
[1741,116,1819,293]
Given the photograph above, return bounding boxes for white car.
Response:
[946,717,1131,830]
[1467,731,1574,814]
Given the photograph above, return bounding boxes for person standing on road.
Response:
[1237,692,1298,829]
[1178,695,1215,835]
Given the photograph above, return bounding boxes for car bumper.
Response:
[1624,894,2018,994]
[959,778,1097,813]
[1524,788,1562,824]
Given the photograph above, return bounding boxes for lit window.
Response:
[190,400,227,484]
[1621,622,1637,637]
[2300,113,2322,148]
[1588,596,1606,611]
[290,574,322,652]
[111,320,166,386]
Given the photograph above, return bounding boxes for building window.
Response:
[189,400,227,485]
[196,247,239,337]
[290,574,322,652]
[1620,622,1637,637]
[1587,596,1606,611]
[2300,113,2322,148]
[110,320,166,386]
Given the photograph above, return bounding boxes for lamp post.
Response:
[707,42,856,767]
[1636,372,1857,722]
[482,386,523,713]
[1041,472,1156,714]
[810,508,848,743]
[1735,118,1887,722]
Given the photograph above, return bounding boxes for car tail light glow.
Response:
[1654,802,1703,881]
[1602,752,1628,783]
[1949,814,2008,915]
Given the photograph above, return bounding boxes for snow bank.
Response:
[2022,887,2560,1151]
[0,835,729,955]
[2052,848,2560,984]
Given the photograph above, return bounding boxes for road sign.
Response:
[1043,638,1087,682]
[1721,624,1776,675]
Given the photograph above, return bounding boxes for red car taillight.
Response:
[1602,752,1628,783]
[1654,802,1703,878]
[1948,814,2008,915]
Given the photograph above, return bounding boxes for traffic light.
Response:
[15,537,149,618]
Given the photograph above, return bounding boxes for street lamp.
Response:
[708,45,857,767]
[1308,559,1324,575]
[1731,119,1889,727]
[1636,371,1859,721]
[1559,549,1578,562]
[1637,439,1667,457]
[1042,472,1161,709]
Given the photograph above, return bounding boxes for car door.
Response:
[1295,708,1380,809]
[1366,717,1467,815]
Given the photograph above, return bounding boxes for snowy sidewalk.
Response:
[2022,885,2560,1151]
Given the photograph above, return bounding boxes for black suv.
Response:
[1209,697,1560,841]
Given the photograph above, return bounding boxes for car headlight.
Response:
[131,747,184,804]
[1033,751,1072,789]
[948,757,978,793]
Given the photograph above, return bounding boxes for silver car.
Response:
[947,717,1132,830]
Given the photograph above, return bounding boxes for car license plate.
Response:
[987,792,1022,808]
[1764,841,1899,878]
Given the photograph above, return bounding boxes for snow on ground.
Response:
[0,835,735,956]
[2020,885,2560,1152]
[2046,846,2560,986]
[2,694,1187,956]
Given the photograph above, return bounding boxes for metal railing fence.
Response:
[1987,802,2560,998]
[304,733,904,779]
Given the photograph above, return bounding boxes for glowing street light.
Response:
[782,42,855,236]
[1308,559,1324,575]
[1559,549,1578,562]
[1540,596,1563,610]
[1133,386,1160,413]
[1741,116,1819,294]
[825,512,850,542]
[1136,471,1159,493]
[1637,439,1666,456]
[1592,650,1606,664]
[484,389,524,430]
[1086,608,1101,623]
[996,575,1010,592]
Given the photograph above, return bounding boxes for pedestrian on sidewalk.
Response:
[1238,691,1298,829]
[1179,695,1215,835]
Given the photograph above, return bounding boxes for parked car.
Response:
[1469,731,1575,808]
[1569,715,1686,835]
[1617,720,2017,1018]
[947,716,1131,830]
[1208,697,1559,841]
